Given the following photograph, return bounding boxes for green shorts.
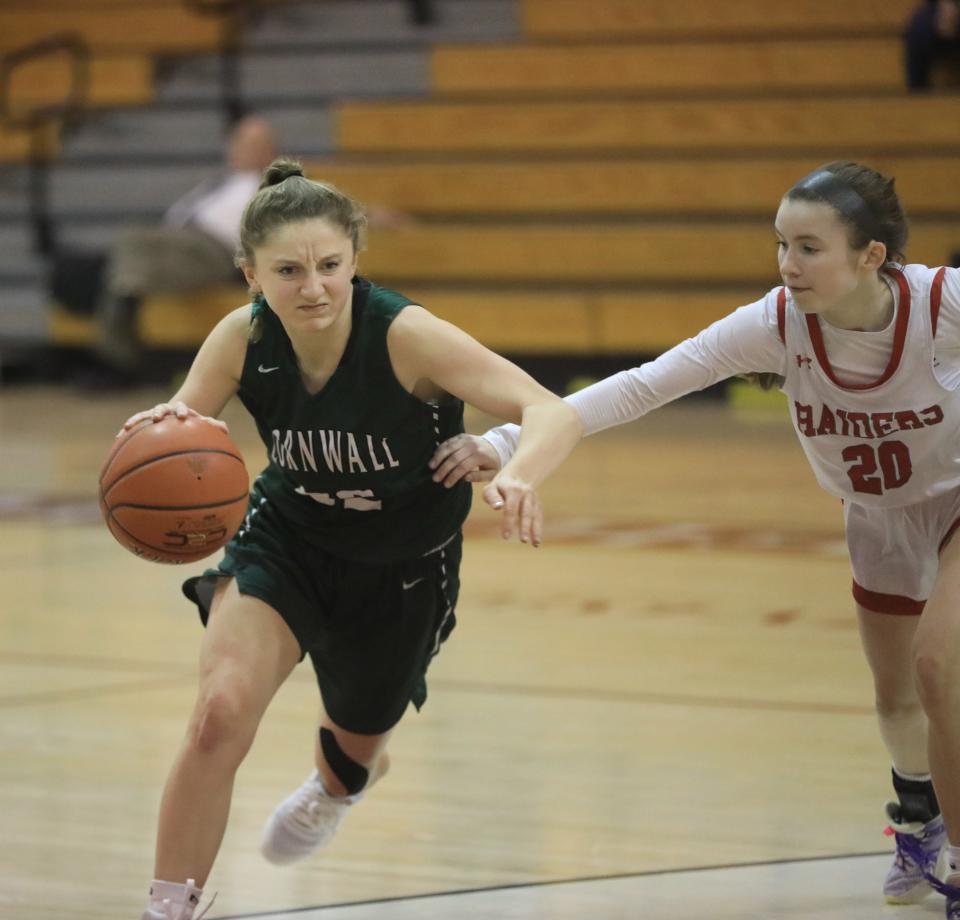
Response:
[182,496,462,735]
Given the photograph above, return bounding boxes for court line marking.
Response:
[2,494,845,558]
[0,650,873,716]
[0,675,190,708]
[208,850,891,920]
[429,677,875,716]
[0,649,191,674]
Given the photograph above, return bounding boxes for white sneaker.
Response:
[260,770,361,865]
[140,879,214,920]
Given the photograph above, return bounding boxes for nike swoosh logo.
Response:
[258,364,279,373]
[402,577,425,590]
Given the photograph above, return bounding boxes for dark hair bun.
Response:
[260,157,305,190]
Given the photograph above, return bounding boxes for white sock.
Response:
[892,767,933,782]
[148,878,202,912]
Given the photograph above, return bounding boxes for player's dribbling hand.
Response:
[118,401,229,437]
[429,433,501,487]
[483,473,542,547]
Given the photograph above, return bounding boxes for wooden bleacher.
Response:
[48,286,763,357]
[44,0,958,362]
[522,0,918,39]
[6,52,154,113]
[0,2,226,164]
[47,214,960,358]
[304,157,960,216]
[335,97,960,154]
[353,223,960,285]
[0,122,58,162]
[431,39,904,95]
[10,0,186,5]
[0,8,224,53]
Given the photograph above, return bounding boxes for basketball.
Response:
[99,415,249,564]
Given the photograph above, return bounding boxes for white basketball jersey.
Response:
[780,263,958,507]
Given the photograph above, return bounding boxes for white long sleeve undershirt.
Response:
[484,295,785,464]
[483,267,960,466]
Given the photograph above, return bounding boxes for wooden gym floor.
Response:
[0,384,941,919]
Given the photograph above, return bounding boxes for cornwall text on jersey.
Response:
[793,402,945,439]
[270,428,401,475]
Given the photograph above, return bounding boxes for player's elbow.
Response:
[521,399,583,441]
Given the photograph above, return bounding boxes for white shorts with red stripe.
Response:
[845,487,960,615]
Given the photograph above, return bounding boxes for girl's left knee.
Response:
[912,639,956,713]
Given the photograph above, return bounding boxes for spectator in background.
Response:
[94,114,279,378]
[905,0,960,90]
[61,113,410,387]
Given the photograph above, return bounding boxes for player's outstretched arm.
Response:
[431,295,788,480]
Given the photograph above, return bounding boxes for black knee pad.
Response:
[319,727,369,796]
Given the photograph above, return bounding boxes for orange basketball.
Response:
[99,415,249,564]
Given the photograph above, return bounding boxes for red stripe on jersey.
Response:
[931,265,947,338]
[805,265,911,391]
[776,287,786,344]
[852,580,925,616]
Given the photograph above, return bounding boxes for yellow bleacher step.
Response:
[0,122,58,163]
[0,9,224,53]
[359,223,956,285]
[433,39,902,95]
[522,0,916,39]
[49,287,757,355]
[422,290,756,353]
[47,218,960,352]
[306,156,960,216]
[6,54,154,113]
[336,97,960,154]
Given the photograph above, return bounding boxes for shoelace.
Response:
[888,827,933,872]
[160,883,217,920]
[897,831,956,901]
[920,873,960,917]
[290,781,337,830]
[895,826,941,869]
[891,839,910,872]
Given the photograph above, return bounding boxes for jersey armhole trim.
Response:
[931,265,947,338]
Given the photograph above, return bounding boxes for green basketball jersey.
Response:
[236,277,471,563]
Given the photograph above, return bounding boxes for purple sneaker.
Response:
[907,867,960,918]
[883,801,946,904]
[949,892,960,920]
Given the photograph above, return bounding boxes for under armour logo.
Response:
[795,354,812,368]
[258,364,280,374]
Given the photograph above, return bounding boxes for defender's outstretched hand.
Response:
[482,473,542,547]
[118,401,229,437]
[430,433,501,487]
